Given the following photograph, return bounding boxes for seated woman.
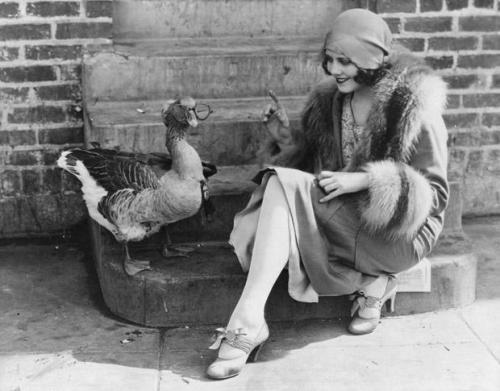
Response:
[207,8,449,380]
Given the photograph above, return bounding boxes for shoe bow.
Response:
[350,291,382,317]
[208,328,247,350]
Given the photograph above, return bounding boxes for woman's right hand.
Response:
[261,90,293,146]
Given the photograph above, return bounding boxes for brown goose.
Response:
[57,97,216,275]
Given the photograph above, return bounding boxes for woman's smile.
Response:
[325,50,361,93]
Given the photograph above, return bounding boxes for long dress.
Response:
[229,93,421,303]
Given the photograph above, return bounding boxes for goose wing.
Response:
[89,143,218,180]
[68,148,160,192]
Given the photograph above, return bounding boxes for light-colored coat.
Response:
[268,50,449,256]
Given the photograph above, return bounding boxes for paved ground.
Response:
[0,217,499,391]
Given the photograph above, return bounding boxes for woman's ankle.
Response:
[362,274,389,298]
[227,304,265,336]
[227,314,265,335]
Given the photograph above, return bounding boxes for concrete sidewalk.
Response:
[1,217,499,391]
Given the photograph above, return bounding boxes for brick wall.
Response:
[375,0,500,216]
[0,0,111,237]
[0,0,499,238]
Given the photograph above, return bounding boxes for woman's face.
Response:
[324,50,362,93]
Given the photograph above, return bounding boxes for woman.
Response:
[207,8,449,379]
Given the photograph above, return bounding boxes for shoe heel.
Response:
[386,292,396,313]
[247,342,265,363]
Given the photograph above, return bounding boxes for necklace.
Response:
[349,93,359,126]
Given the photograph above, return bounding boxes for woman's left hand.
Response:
[317,171,369,203]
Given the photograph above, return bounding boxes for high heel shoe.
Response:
[348,276,397,335]
[206,322,269,380]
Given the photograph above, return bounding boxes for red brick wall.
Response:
[0,1,112,237]
[0,0,499,237]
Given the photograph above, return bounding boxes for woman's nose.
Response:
[328,59,342,75]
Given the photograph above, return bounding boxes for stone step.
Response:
[83,37,326,101]
[112,0,346,41]
[85,96,306,165]
[90,222,477,328]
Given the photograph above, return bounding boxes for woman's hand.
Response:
[262,90,293,146]
[317,171,369,203]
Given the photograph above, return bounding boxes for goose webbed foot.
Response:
[124,258,152,276]
[161,227,196,258]
[123,244,152,276]
[161,244,195,258]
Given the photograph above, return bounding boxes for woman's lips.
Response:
[336,77,349,84]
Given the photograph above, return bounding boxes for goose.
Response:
[57,97,216,276]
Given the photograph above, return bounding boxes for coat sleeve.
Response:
[359,114,449,241]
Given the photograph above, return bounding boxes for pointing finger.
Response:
[268,90,280,105]
[268,89,285,111]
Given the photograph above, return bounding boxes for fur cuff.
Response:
[360,161,433,240]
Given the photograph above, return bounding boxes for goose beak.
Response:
[187,109,198,128]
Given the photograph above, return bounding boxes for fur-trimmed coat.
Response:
[265,51,449,256]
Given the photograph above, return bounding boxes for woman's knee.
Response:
[266,174,281,188]
[263,175,287,202]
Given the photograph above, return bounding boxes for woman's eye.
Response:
[338,58,351,66]
[325,55,333,63]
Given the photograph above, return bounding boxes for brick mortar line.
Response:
[445,107,500,112]
[379,10,500,17]
[0,81,82,88]
[1,123,83,131]
[0,39,111,47]
[0,80,80,86]
[4,99,80,105]
[448,89,500,93]
[1,41,110,46]
[0,60,84,68]
[439,69,500,75]
[426,50,500,55]
[0,122,82,130]
[449,130,500,136]
[0,142,83,151]
[450,144,500,149]
[450,145,500,152]
[420,32,500,36]
[0,17,112,24]
[18,0,26,18]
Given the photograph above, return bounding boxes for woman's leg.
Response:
[219,175,291,358]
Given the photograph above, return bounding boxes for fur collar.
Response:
[300,49,447,173]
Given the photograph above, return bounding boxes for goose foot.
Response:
[123,258,152,276]
[161,244,196,258]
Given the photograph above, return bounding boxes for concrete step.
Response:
[113,0,346,41]
[85,96,306,165]
[90,221,477,328]
[82,38,326,101]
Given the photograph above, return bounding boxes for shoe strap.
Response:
[208,327,253,354]
[350,292,382,316]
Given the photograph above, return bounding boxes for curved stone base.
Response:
[89,221,477,328]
